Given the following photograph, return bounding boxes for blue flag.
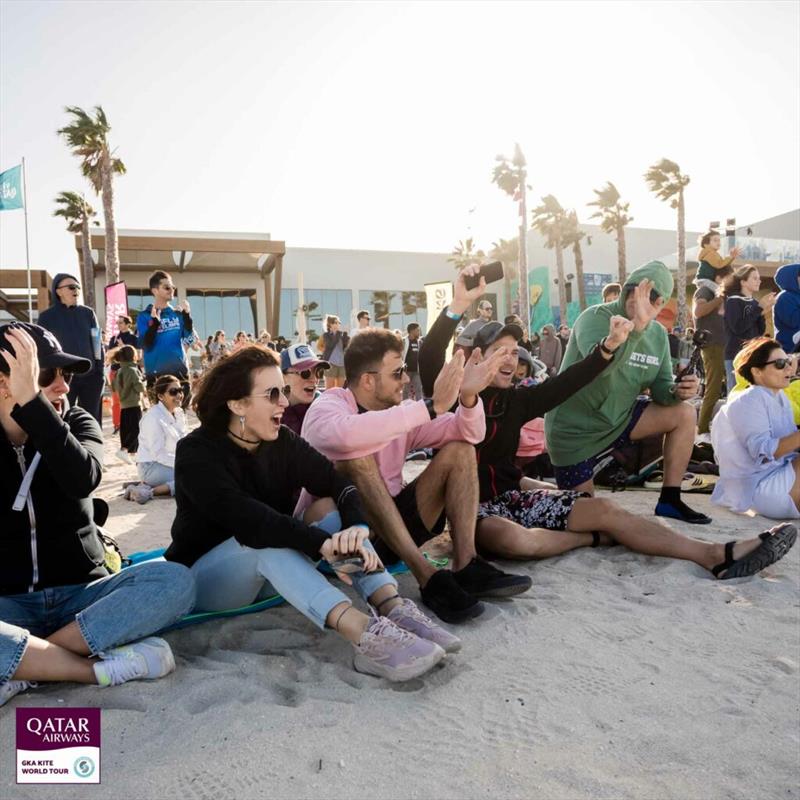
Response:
[0,165,24,211]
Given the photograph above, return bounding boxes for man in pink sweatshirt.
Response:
[301,327,532,624]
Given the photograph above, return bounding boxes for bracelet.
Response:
[445,308,462,321]
[599,337,617,355]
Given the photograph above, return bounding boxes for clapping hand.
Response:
[631,279,656,331]
[431,350,466,415]
[605,315,634,351]
[460,346,508,403]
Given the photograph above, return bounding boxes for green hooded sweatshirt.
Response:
[112,361,146,409]
[544,261,679,466]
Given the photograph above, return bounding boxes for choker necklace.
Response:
[227,429,260,445]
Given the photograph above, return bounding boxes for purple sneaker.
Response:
[386,598,462,653]
[353,615,445,682]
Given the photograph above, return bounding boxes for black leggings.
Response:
[119,407,142,453]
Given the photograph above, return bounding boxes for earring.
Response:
[239,415,246,435]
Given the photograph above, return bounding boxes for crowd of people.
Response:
[1,248,798,703]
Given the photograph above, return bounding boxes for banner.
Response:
[528,266,551,333]
[0,164,24,211]
[104,281,129,344]
[424,281,453,334]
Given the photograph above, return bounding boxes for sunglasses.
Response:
[765,357,796,370]
[288,366,326,380]
[251,385,292,403]
[159,284,176,292]
[163,387,184,396]
[38,367,75,387]
[59,284,81,292]
[366,364,408,381]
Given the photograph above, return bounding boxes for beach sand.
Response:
[2,418,799,800]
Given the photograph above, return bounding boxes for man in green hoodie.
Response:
[545,261,709,524]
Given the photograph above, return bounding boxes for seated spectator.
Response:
[538,324,562,377]
[696,231,740,282]
[602,283,621,303]
[128,374,188,504]
[112,345,146,465]
[723,265,777,391]
[545,261,711,524]
[280,343,329,435]
[165,346,452,682]
[0,324,194,707]
[774,263,800,354]
[712,338,800,521]
[300,320,531,625]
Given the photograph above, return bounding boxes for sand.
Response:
[2,417,799,800]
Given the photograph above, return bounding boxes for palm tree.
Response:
[562,211,590,311]
[448,237,486,270]
[58,106,127,285]
[588,181,632,284]
[530,194,569,325]
[490,236,519,316]
[53,191,98,309]
[644,159,691,327]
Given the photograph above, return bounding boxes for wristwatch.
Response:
[424,398,437,420]
[599,337,617,355]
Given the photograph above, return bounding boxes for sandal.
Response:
[711,524,798,580]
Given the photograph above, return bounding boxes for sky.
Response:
[1,0,798,275]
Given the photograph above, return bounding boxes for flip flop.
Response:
[711,524,798,580]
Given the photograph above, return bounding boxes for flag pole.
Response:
[21,157,32,321]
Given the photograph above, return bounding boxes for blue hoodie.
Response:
[136,303,190,378]
[37,272,103,375]
[774,263,800,353]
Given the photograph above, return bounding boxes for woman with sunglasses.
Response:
[0,323,195,707]
[712,338,800,521]
[127,374,188,504]
[319,315,349,389]
[280,343,330,435]
[165,345,450,681]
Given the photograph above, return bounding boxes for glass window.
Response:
[186,290,257,338]
[358,290,427,332]
[278,288,353,346]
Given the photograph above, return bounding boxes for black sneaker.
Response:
[420,570,484,624]
[453,556,532,598]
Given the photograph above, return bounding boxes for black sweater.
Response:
[165,425,367,567]
[419,308,612,502]
[1,395,107,595]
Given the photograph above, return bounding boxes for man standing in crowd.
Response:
[38,273,104,423]
[402,323,424,400]
[557,323,571,352]
[355,310,371,332]
[455,299,494,350]
[301,326,531,624]
[545,261,710,525]
[538,324,562,376]
[602,283,621,303]
[136,271,193,399]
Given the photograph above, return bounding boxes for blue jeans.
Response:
[724,359,736,393]
[190,511,397,630]
[138,462,175,495]
[0,561,195,684]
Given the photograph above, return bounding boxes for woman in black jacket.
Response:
[165,345,453,682]
[418,267,794,579]
[0,323,195,708]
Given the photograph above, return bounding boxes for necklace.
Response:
[227,429,260,446]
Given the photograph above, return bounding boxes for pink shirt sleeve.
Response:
[407,398,486,451]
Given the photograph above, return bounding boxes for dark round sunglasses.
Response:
[288,366,326,380]
[765,357,796,370]
[251,385,292,404]
[164,387,185,397]
[38,367,75,387]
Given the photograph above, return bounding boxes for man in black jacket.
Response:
[419,267,796,577]
[0,323,195,707]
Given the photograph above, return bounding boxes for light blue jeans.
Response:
[724,359,736,393]
[0,561,195,685]
[190,511,397,629]
[138,462,175,495]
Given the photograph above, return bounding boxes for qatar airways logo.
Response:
[25,716,91,744]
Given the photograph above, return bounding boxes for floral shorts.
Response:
[477,488,590,531]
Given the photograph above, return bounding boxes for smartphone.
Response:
[465,261,504,291]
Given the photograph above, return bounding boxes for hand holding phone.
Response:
[464,261,504,291]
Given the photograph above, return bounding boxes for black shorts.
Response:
[372,477,447,565]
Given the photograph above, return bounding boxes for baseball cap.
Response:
[0,322,92,374]
[473,321,524,352]
[280,342,329,373]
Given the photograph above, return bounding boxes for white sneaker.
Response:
[132,484,154,504]
[386,598,462,653]
[116,448,134,465]
[0,680,36,707]
[93,637,175,687]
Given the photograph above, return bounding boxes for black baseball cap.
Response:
[473,321,524,351]
[0,322,92,374]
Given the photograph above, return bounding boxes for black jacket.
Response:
[1,394,108,595]
[321,330,350,362]
[419,308,612,502]
[165,424,367,567]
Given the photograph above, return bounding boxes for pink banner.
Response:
[104,281,129,344]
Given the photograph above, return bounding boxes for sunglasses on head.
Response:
[289,366,326,380]
[251,385,292,403]
[765,357,796,370]
[164,387,184,397]
[38,367,75,387]
[367,364,408,381]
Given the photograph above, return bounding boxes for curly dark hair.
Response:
[193,345,280,431]
[343,328,403,384]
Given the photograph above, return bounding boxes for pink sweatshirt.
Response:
[300,388,486,498]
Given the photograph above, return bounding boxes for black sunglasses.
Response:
[765,357,796,370]
[251,385,292,403]
[164,387,184,397]
[59,284,81,292]
[366,364,408,381]
[289,366,326,380]
[38,367,75,387]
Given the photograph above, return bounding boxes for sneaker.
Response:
[405,449,429,461]
[420,570,484,624]
[352,616,445,682]
[116,448,133,465]
[93,637,175,687]
[0,680,36,708]
[386,598,462,653]
[132,484,154,505]
[453,556,532,598]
